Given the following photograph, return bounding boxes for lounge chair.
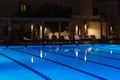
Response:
[64,35,70,40]
[52,34,57,40]
[74,35,82,43]
[74,35,80,40]
[91,35,96,40]
[90,35,98,43]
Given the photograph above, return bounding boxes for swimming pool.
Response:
[0,44,120,80]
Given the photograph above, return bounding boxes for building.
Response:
[93,0,120,38]
[0,0,119,44]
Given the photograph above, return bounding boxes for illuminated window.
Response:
[21,4,26,12]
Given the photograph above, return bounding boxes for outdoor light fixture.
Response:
[110,26,113,33]
[40,25,42,38]
[31,24,34,39]
[84,24,88,35]
[40,25,42,31]
[44,27,47,33]
[84,24,87,31]
[75,25,78,34]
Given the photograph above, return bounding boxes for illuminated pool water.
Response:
[0,44,120,80]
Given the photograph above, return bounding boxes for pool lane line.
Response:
[41,49,120,70]
[11,48,107,80]
[0,52,51,80]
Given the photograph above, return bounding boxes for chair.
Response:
[90,35,97,43]
[64,35,70,40]
[74,35,81,43]
[44,35,49,40]
[60,36,64,40]
[74,35,80,40]
[101,35,108,43]
[91,35,96,40]
[43,35,49,44]
[52,34,57,40]
[63,35,71,43]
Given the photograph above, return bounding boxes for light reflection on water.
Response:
[84,50,87,62]
[31,56,34,63]
[74,48,80,59]
[40,50,43,58]
[0,48,3,50]
[45,52,47,56]
[56,47,59,51]
[110,50,113,54]
[83,47,92,62]
[31,50,48,63]
[87,47,92,52]
[95,48,99,52]
[64,49,69,52]
[75,51,78,59]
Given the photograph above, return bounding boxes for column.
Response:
[100,21,103,39]
[58,21,61,39]
[8,19,12,42]
[42,21,45,44]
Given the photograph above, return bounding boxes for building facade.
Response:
[0,0,119,44]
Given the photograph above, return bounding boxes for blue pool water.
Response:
[0,44,120,80]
